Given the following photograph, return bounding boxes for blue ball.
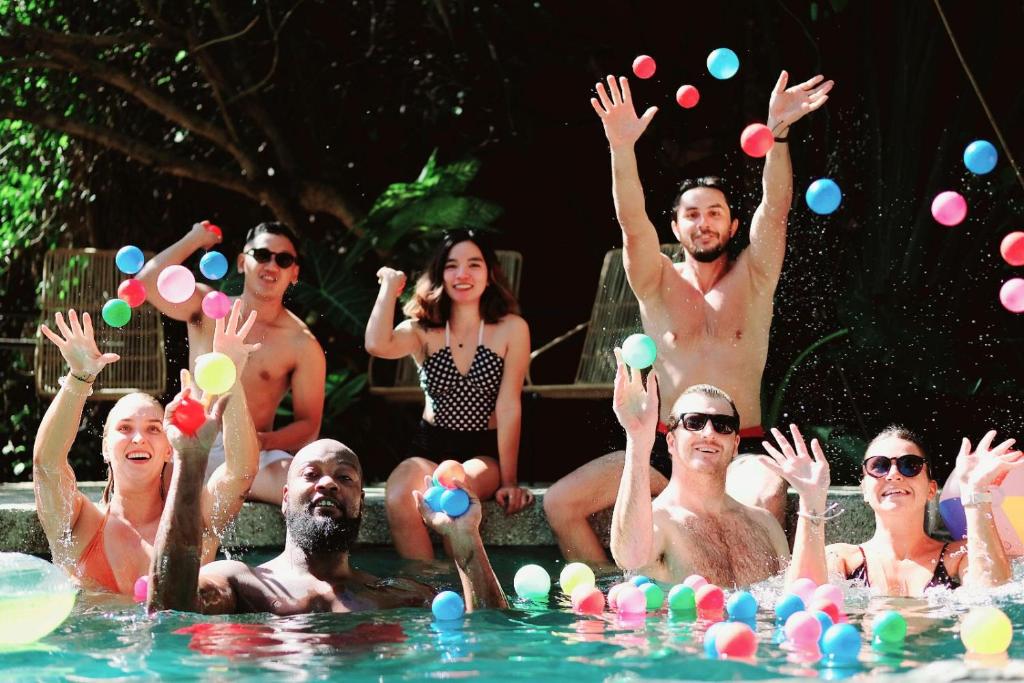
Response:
[115,246,145,275]
[939,497,967,540]
[425,485,446,512]
[199,251,228,280]
[805,178,843,215]
[432,590,465,621]
[726,590,758,620]
[774,593,805,624]
[964,140,998,175]
[440,488,470,517]
[812,609,835,645]
[821,623,862,665]
[707,48,740,80]
[703,621,726,657]
[630,575,652,586]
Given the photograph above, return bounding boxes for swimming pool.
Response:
[3,547,1024,681]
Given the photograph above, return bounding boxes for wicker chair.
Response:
[36,248,167,399]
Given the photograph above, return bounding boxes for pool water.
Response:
[3,546,1024,681]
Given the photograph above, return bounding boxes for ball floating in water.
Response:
[199,251,229,280]
[812,583,845,610]
[115,245,145,275]
[172,396,206,436]
[571,584,606,614]
[707,48,739,80]
[432,591,465,621]
[740,123,774,158]
[812,610,834,642]
[808,597,840,623]
[667,584,696,611]
[434,460,466,489]
[1000,278,1024,313]
[157,265,197,304]
[961,606,1013,655]
[193,351,237,395]
[726,590,758,620]
[695,583,724,612]
[202,291,232,319]
[102,298,132,328]
[789,577,817,605]
[621,333,657,369]
[117,279,147,308]
[676,85,700,109]
[615,584,646,614]
[775,593,805,624]
[821,623,862,665]
[964,140,998,175]
[640,582,664,610]
[683,574,707,590]
[632,55,656,79]
[514,564,551,600]
[785,611,823,648]
[133,575,149,603]
[704,621,727,657]
[439,488,470,517]
[1000,232,1024,267]
[630,575,651,587]
[715,621,757,658]
[872,610,906,645]
[607,583,626,610]
[424,485,446,512]
[931,191,967,227]
[805,178,842,215]
[559,562,596,596]
[0,553,77,645]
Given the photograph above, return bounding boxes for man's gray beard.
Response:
[285,508,362,554]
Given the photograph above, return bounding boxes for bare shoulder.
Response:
[282,309,323,349]
[497,314,529,335]
[202,558,254,580]
[825,543,860,573]
[943,538,968,573]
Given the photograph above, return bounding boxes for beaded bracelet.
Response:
[797,501,844,522]
[58,375,93,397]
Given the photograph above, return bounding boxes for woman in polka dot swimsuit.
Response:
[366,230,534,559]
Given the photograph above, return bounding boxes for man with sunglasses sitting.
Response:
[610,350,789,586]
[138,221,325,504]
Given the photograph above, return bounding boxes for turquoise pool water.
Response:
[2,547,1024,681]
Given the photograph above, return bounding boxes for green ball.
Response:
[641,582,664,610]
[621,333,657,369]
[873,610,907,644]
[667,584,696,611]
[101,298,131,328]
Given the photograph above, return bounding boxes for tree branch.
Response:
[14,24,175,51]
[298,181,363,234]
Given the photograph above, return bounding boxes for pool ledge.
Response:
[0,483,943,554]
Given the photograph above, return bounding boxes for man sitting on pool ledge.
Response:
[610,350,789,587]
[146,408,508,615]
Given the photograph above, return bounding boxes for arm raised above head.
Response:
[365,268,422,359]
[135,221,218,322]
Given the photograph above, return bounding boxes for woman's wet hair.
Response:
[101,393,167,503]
[866,424,932,480]
[403,229,519,328]
[664,383,740,431]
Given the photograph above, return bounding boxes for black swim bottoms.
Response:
[649,426,768,479]
[409,420,499,461]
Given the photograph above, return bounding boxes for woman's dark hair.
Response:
[403,230,518,328]
[866,424,932,481]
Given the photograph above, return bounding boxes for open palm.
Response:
[611,348,659,436]
[758,425,830,509]
[957,430,1024,491]
[590,75,658,148]
[39,309,120,376]
[767,71,834,133]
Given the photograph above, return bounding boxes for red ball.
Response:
[204,222,223,239]
[695,583,725,612]
[740,123,775,158]
[715,621,758,658]
[434,460,466,489]
[1001,232,1024,267]
[675,85,700,109]
[808,597,841,623]
[172,396,206,436]
[117,278,147,308]
[632,55,656,79]
[571,585,606,615]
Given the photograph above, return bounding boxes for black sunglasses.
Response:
[676,412,739,435]
[862,454,927,479]
[246,248,297,268]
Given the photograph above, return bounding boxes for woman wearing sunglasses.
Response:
[761,424,1023,596]
[365,230,534,560]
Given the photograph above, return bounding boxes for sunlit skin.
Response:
[671,187,739,263]
[443,241,489,305]
[664,394,740,481]
[103,398,173,493]
[859,437,935,514]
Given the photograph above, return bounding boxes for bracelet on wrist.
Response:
[69,370,96,384]
[58,375,93,397]
[961,489,993,507]
[774,137,789,143]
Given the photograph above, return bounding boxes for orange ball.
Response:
[434,460,466,489]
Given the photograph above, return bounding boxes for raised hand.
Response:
[39,309,120,377]
[415,476,482,539]
[212,299,260,376]
[590,75,658,148]
[611,348,659,437]
[758,424,830,510]
[376,267,406,296]
[767,71,834,133]
[164,368,227,454]
[189,220,223,250]
[956,430,1024,492]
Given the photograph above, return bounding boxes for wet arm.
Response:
[785,494,829,585]
[259,337,325,452]
[610,431,658,569]
[204,383,259,541]
[495,319,530,488]
[960,502,1013,587]
[745,125,791,285]
[611,143,665,297]
[448,531,508,610]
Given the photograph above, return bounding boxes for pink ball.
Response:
[571,585,606,615]
[202,291,232,319]
[808,597,840,623]
[931,190,967,226]
[1000,278,1024,313]
[683,574,708,590]
[676,84,700,109]
[615,584,646,614]
[790,577,818,605]
[740,123,774,158]
[695,584,725,612]
[157,265,197,304]
[784,610,823,647]
[812,583,845,610]
[133,575,149,602]
[1000,232,1024,267]
[715,621,758,658]
[607,583,627,610]
[632,55,656,79]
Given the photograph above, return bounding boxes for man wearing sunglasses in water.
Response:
[610,351,789,586]
[139,221,326,505]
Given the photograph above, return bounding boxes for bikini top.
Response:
[76,509,122,593]
[418,321,504,431]
[845,542,960,591]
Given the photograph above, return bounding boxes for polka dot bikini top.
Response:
[418,321,504,431]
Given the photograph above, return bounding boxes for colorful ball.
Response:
[676,84,700,109]
[964,140,998,175]
[790,577,818,605]
[514,565,550,600]
[667,584,696,611]
[559,563,596,595]
[931,191,968,227]
[101,298,132,328]
[812,610,835,643]
[707,48,739,80]
[715,621,758,658]
[1000,232,1024,267]
[0,553,77,645]
[683,574,708,590]
[117,279,147,308]
[740,123,774,158]
[808,597,840,623]
[805,178,843,215]
[615,584,646,614]
[961,606,1013,655]
[432,591,465,621]
[785,611,823,648]
[434,460,466,489]
[199,251,229,280]
[641,582,664,610]
[171,396,206,436]
[872,610,907,645]
[571,584,606,614]
[726,590,758,620]
[775,593,805,624]
[202,291,232,319]
[1000,278,1024,313]
[812,583,845,610]
[695,584,724,613]
[440,488,470,517]
[424,485,446,512]
[194,351,237,395]
[607,582,627,610]
[133,575,149,603]
[115,245,145,275]
[632,55,656,79]
[204,222,223,239]
[821,623,862,665]
[157,265,197,303]
[704,621,727,657]
[621,333,657,369]
[630,575,651,586]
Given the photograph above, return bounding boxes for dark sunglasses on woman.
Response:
[862,454,927,479]
[676,412,740,435]
[245,248,297,268]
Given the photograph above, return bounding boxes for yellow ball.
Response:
[961,606,1013,655]
[0,553,77,645]
[559,562,596,596]
[194,352,237,395]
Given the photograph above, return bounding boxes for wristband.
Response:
[774,137,789,143]
[961,489,993,507]
[69,370,96,384]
